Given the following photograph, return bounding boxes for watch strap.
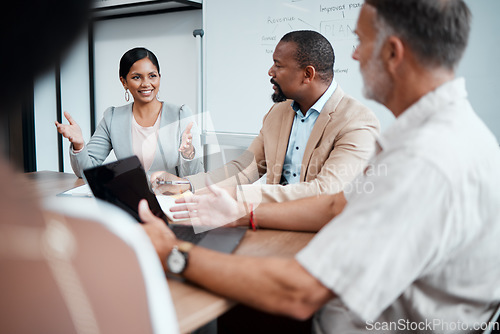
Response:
[178,241,194,253]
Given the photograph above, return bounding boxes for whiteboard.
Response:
[204,0,392,135]
[204,0,500,141]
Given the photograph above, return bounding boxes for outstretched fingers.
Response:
[170,203,191,212]
[172,210,198,219]
[64,111,76,125]
[175,195,198,205]
[184,122,194,135]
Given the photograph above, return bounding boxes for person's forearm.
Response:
[252,193,346,232]
[189,149,261,192]
[183,247,334,319]
[140,197,335,318]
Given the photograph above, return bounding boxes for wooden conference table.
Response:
[26,171,316,333]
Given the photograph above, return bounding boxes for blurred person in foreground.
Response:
[0,2,179,333]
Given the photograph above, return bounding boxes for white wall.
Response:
[457,0,500,141]
[60,33,92,173]
[34,31,91,173]
[34,66,59,171]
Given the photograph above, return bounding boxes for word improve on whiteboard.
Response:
[319,2,362,13]
[262,1,361,47]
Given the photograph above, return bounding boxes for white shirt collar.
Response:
[377,77,467,151]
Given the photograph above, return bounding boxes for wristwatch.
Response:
[166,241,194,275]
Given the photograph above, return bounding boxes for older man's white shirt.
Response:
[297,78,500,333]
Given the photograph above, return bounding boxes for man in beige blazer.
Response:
[153,30,380,203]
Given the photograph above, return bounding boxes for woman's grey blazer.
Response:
[70,102,204,178]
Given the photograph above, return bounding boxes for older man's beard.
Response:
[361,51,393,105]
[271,79,287,103]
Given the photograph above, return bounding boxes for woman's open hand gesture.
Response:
[55,112,84,151]
[179,122,195,159]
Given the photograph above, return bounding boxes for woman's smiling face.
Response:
[121,57,161,105]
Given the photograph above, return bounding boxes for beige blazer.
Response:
[188,85,380,203]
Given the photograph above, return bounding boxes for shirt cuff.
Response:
[71,143,84,154]
[183,177,195,194]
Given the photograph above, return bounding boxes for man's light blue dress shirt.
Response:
[281,80,337,184]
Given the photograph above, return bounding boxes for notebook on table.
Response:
[83,155,246,254]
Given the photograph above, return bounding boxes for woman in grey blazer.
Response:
[55,47,203,178]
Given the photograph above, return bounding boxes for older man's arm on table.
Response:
[139,200,335,319]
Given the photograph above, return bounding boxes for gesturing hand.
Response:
[179,122,195,159]
[170,178,247,228]
[54,111,84,151]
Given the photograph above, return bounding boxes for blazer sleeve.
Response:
[177,105,204,177]
[237,102,380,203]
[186,107,274,191]
[69,107,114,178]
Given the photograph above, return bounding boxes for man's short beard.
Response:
[361,44,394,105]
[271,79,287,103]
[362,21,394,105]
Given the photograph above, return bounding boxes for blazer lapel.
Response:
[115,103,135,158]
[300,86,345,181]
[272,102,295,183]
